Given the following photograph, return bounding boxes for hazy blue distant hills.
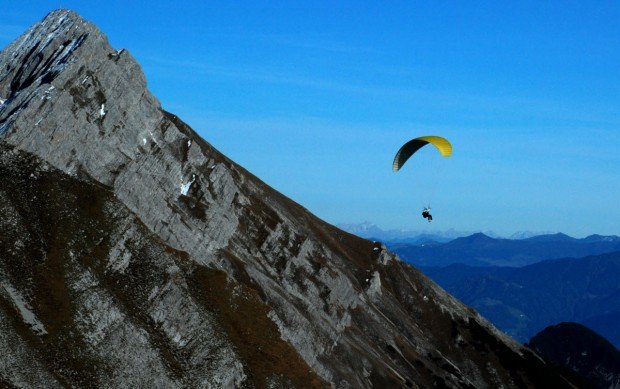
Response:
[528,322,620,389]
[338,222,559,243]
[422,251,620,348]
[337,222,486,243]
[392,232,620,267]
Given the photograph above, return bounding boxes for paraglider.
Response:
[392,136,452,172]
[422,207,432,222]
[392,136,452,222]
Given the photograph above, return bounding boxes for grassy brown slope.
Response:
[0,144,107,386]
[0,142,324,387]
[190,267,324,388]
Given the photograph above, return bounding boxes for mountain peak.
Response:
[1,7,159,185]
[41,8,81,23]
[523,232,575,242]
[584,234,620,243]
[2,9,97,99]
[459,232,494,243]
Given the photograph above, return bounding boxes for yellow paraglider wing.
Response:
[392,136,452,172]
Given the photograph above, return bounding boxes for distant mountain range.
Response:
[528,322,620,389]
[336,222,475,243]
[422,251,620,349]
[391,232,620,267]
[337,222,555,243]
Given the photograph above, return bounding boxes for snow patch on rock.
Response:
[0,282,48,335]
[180,174,196,195]
[367,271,382,297]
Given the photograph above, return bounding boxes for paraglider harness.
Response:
[422,207,432,222]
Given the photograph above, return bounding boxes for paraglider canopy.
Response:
[392,136,452,172]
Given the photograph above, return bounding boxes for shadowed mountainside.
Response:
[528,323,620,389]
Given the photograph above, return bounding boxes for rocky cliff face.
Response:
[0,10,580,388]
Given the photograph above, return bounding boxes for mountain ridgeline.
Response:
[391,232,620,267]
[0,10,582,387]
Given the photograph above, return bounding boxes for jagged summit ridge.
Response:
[0,10,582,387]
[1,10,84,98]
[0,10,141,135]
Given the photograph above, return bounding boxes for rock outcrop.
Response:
[0,9,580,387]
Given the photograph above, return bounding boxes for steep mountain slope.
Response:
[423,252,620,347]
[394,232,620,267]
[0,9,580,387]
[528,323,620,389]
[0,143,321,387]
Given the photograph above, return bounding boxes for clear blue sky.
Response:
[2,2,619,237]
